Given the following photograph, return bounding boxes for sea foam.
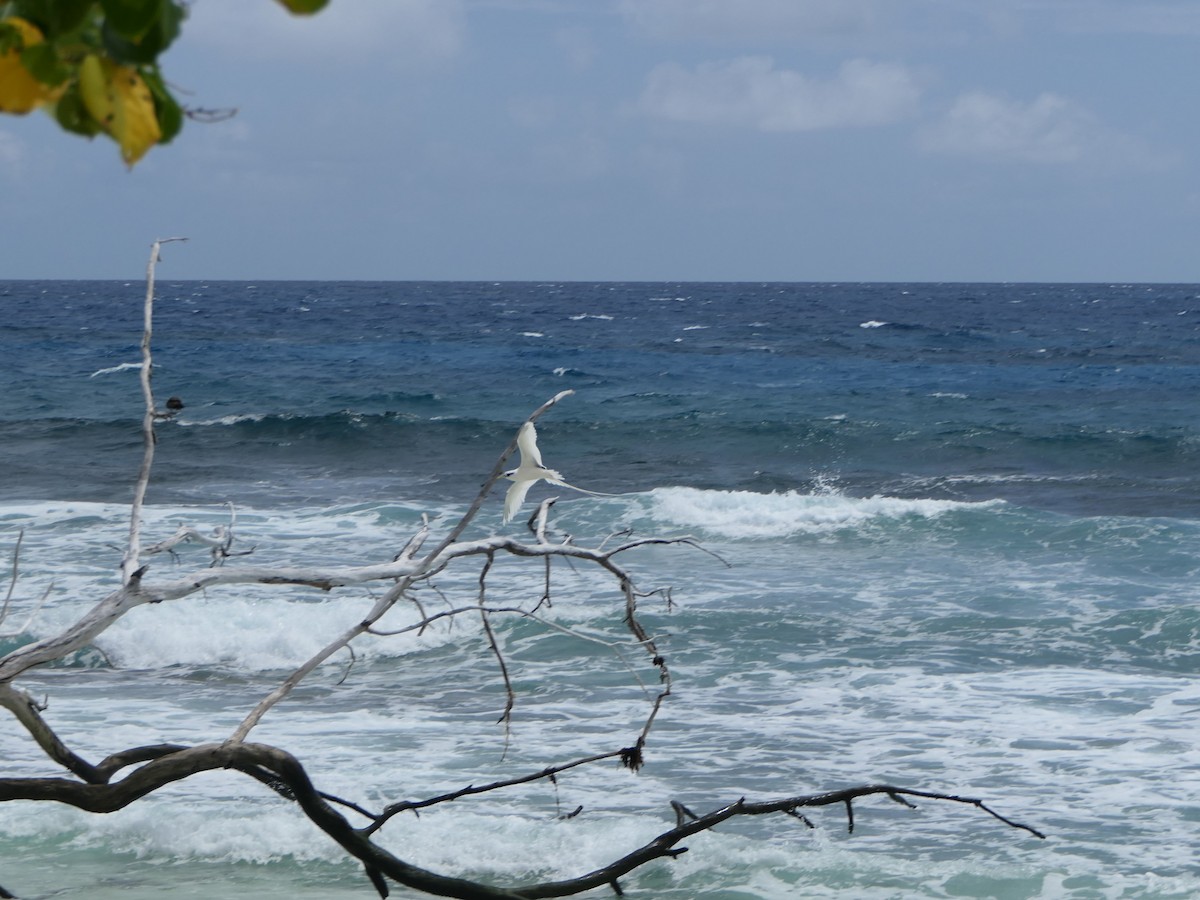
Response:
[645,486,1000,539]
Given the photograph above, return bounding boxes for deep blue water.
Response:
[2,280,1199,515]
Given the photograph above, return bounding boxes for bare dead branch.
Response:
[336,644,358,686]
[507,785,1043,900]
[216,516,685,742]
[184,105,238,123]
[395,515,432,563]
[0,741,1043,900]
[366,604,518,637]
[139,504,247,568]
[365,749,628,836]
[670,800,697,827]
[0,684,105,784]
[477,551,516,740]
[0,530,22,629]
[121,237,187,586]
[143,524,225,556]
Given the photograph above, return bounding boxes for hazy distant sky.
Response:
[3,0,1198,281]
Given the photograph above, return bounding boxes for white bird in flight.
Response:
[502,421,608,523]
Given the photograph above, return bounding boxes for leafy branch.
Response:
[0,0,328,164]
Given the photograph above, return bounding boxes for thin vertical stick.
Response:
[121,237,187,586]
[0,530,23,628]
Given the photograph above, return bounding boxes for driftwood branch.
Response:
[0,530,21,629]
[121,236,187,586]
[0,737,1043,899]
[141,504,247,567]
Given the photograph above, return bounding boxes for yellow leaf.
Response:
[0,17,54,114]
[78,54,162,166]
[78,54,113,125]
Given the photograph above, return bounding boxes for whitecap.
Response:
[644,486,1000,539]
[89,362,143,377]
[175,413,268,427]
[859,320,887,329]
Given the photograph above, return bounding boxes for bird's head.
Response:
[502,468,518,480]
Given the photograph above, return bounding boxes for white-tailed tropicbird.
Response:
[502,421,609,523]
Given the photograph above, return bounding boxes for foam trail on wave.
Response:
[89,362,142,377]
[645,486,1002,539]
[175,413,269,427]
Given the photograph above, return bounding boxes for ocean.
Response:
[0,279,1197,899]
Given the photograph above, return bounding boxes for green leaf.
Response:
[41,0,95,37]
[274,0,329,14]
[7,1,50,26]
[4,0,93,38]
[100,0,183,64]
[52,81,101,136]
[0,20,21,55]
[19,40,68,85]
[141,65,180,143]
[99,0,160,38]
[151,0,183,51]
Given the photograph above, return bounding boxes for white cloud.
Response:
[918,91,1167,169]
[184,0,465,63]
[636,57,921,132]
[919,92,1088,163]
[619,0,878,38]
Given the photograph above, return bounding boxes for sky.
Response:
[2,0,1199,282]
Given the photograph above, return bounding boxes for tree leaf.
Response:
[110,64,161,164]
[77,51,114,123]
[78,53,161,165]
[99,0,160,39]
[20,40,69,85]
[141,65,180,143]
[35,0,95,37]
[0,16,57,113]
[101,0,183,63]
[274,0,329,14]
[52,80,102,136]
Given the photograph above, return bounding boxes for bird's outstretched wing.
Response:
[517,421,544,468]
[503,477,536,524]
